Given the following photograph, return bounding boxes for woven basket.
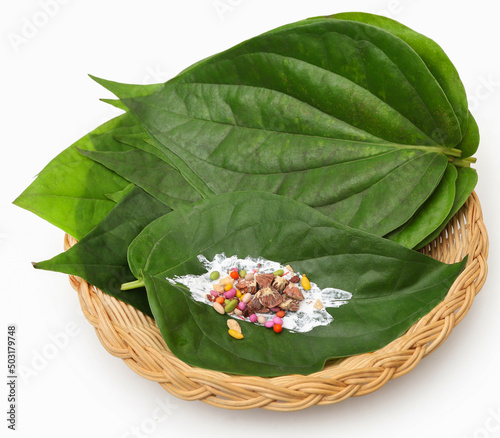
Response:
[65,191,488,411]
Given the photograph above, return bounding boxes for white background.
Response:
[2,1,500,437]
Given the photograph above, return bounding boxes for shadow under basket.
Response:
[65,191,488,411]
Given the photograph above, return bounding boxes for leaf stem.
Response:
[397,145,462,158]
[429,147,462,157]
[449,148,464,157]
[121,278,145,290]
[449,156,477,168]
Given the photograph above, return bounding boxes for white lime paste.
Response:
[167,253,352,333]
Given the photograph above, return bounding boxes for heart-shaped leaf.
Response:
[34,187,171,316]
[127,191,465,376]
[14,113,137,239]
[94,16,474,243]
[79,122,203,210]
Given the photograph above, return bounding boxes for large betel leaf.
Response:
[127,191,466,376]
[330,13,468,135]
[415,167,478,249]
[13,113,137,239]
[331,12,479,158]
[455,111,480,159]
[385,163,457,248]
[77,117,462,249]
[78,126,203,210]
[94,16,472,239]
[33,187,172,316]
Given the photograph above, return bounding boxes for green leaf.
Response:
[104,183,135,203]
[127,191,465,376]
[13,113,137,239]
[330,12,469,137]
[34,187,172,316]
[331,13,480,159]
[385,163,457,248]
[415,167,478,249]
[78,128,203,209]
[454,111,480,159]
[89,74,162,100]
[97,16,471,240]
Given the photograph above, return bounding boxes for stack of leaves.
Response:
[15,13,479,376]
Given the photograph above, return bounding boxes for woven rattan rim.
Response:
[65,191,488,411]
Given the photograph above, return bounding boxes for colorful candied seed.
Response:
[273,324,283,334]
[213,302,225,314]
[223,288,237,299]
[228,329,244,340]
[227,319,242,333]
[301,274,311,290]
[224,299,239,313]
[242,293,252,303]
[273,316,283,325]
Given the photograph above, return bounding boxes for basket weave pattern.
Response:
[65,192,488,411]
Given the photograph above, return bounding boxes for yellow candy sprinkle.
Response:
[236,290,242,298]
[228,329,244,340]
[224,283,233,292]
[301,274,311,291]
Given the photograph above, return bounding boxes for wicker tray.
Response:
[65,191,488,411]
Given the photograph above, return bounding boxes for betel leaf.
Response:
[127,191,466,376]
[104,183,135,203]
[415,167,478,249]
[94,16,473,242]
[385,163,457,248]
[78,126,203,210]
[331,12,480,159]
[455,111,480,160]
[80,116,456,249]
[330,12,468,136]
[34,187,172,316]
[13,113,138,239]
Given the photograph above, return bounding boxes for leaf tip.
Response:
[12,195,22,207]
[99,98,128,111]
[88,74,126,98]
[88,73,104,84]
